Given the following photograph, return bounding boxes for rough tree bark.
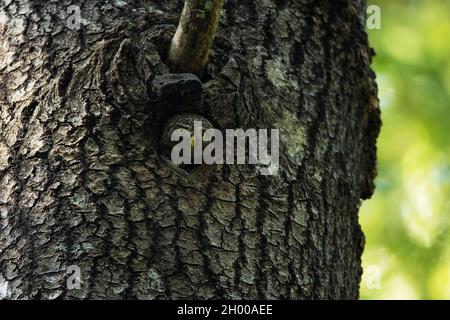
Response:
[0,0,380,299]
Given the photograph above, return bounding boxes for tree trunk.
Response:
[0,0,380,300]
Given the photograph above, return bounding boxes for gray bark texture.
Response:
[0,0,380,299]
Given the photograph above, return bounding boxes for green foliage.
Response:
[361,0,450,299]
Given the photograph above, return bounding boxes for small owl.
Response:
[160,113,214,166]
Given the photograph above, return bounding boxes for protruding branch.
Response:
[167,0,225,77]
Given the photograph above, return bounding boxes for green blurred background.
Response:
[360,0,450,299]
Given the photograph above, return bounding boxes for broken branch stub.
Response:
[167,0,225,77]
